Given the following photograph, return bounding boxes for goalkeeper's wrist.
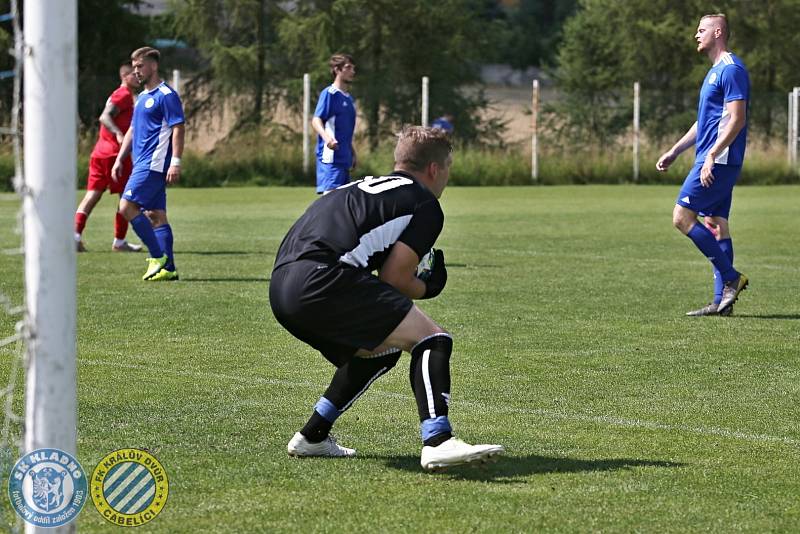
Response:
[421,280,443,300]
[170,156,181,167]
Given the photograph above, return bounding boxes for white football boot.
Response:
[287,432,356,457]
[420,437,504,471]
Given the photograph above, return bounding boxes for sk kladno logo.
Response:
[91,448,169,527]
[7,448,88,528]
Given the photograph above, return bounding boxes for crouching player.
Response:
[270,126,504,470]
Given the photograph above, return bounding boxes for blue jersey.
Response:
[314,85,356,168]
[131,82,185,174]
[695,52,749,166]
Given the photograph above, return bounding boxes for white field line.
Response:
[81,359,799,448]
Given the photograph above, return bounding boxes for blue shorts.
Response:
[122,169,167,211]
[676,162,741,220]
[316,162,350,193]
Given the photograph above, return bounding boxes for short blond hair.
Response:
[131,46,161,63]
[700,13,729,41]
[394,126,452,172]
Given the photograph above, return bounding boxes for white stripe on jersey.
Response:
[322,115,336,164]
[721,52,734,65]
[715,109,731,164]
[150,119,172,172]
[339,214,413,267]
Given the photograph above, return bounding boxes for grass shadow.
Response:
[376,454,684,482]
[734,314,800,320]
[180,250,264,256]
[181,277,270,283]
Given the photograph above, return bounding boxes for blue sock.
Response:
[420,415,452,442]
[154,224,175,270]
[686,223,737,282]
[713,238,734,304]
[314,397,341,423]
[130,213,163,258]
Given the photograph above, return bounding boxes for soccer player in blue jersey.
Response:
[112,47,185,281]
[657,14,749,316]
[311,53,357,193]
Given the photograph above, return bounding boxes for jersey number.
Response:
[357,175,413,194]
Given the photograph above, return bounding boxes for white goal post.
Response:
[22,6,78,533]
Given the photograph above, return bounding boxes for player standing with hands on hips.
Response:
[113,47,185,282]
[657,13,749,316]
[312,53,357,193]
[270,126,504,470]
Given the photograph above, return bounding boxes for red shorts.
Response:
[87,155,131,194]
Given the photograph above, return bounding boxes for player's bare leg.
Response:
[289,305,504,468]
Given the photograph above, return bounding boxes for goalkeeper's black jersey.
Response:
[273,171,443,273]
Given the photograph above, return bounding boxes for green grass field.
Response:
[1,185,798,532]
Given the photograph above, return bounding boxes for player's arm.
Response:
[99,102,124,144]
[707,100,746,162]
[166,123,185,185]
[312,116,338,150]
[700,99,746,187]
[351,143,357,170]
[657,122,697,171]
[379,241,427,299]
[111,126,134,181]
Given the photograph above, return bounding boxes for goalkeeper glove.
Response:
[422,249,447,299]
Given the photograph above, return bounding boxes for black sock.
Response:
[300,411,333,443]
[323,350,401,409]
[410,334,453,423]
[423,432,453,447]
[300,351,401,443]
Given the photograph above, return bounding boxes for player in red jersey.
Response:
[74,61,143,252]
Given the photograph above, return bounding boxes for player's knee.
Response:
[118,201,138,221]
[146,210,167,227]
[672,210,693,234]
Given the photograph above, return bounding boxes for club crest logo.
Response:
[144,97,155,108]
[91,448,169,528]
[708,72,718,84]
[7,448,88,528]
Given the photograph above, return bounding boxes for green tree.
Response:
[169,0,284,126]
[0,1,149,127]
[78,0,150,126]
[726,0,800,137]
[554,0,800,143]
[277,0,505,149]
[0,1,16,124]
[499,0,579,69]
[554,0,703,143]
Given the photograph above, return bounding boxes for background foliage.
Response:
[1,0,800,190]
[553,0,800,143]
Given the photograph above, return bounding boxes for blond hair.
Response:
[700,13,729,41]
[394,126,452,172]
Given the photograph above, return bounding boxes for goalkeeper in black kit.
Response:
[269,125,504,470]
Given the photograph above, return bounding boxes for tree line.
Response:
[1,0,799,149]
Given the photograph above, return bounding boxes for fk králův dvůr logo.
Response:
[91,448,169,527]
[7,448,88,528]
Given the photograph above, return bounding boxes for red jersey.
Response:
[91,85,134,159]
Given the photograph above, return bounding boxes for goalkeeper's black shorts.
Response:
[269,259,413,367]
